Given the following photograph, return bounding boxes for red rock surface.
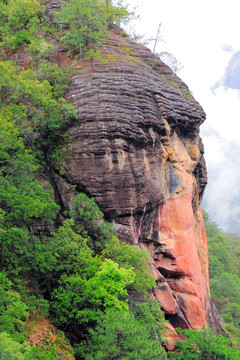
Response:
[162,323,180,351]
[138,194,209,330]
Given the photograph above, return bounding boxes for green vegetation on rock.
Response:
[55,0,132,58]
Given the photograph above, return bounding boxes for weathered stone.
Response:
[162,323,181,351]
[44,0,61,23]
[49,30,211,331]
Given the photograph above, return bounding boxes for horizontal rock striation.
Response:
[44,0,61,22]
[52,31,210,332]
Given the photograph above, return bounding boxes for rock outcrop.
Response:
[45,0,61,22]
[50,27,210,333]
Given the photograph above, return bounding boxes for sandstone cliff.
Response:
[45,0,212,338]
[47,28,213,337]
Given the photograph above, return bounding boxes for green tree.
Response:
[107,0,134,27]
[210,273,240,304]
[202,210,221,238]
[0,61,77,166]
[223,324,240,353]
[0,272,28,343]
[223,303,240,327]
[29,219,99,293]
[203,210,240,349]
[0,333,31,360]
[55,0,133,58]
[208,234,233,276]
[85,308,167,360]
[51,259,134,335]
[131,300,166,337]
[0,332,61,360]
[0,117,59,273]
[0,273,60,359]
[0,0,44,49]
[70,193,117,253]
[170,328,239,360]
[55,0,108,58]
[70,193,104,225]
[36,61,72,99]
[103,236,156,295]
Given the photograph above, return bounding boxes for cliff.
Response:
[48,29,211,335]
[43,0,214,342]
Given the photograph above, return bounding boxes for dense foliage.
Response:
[203,211,240,351]
[0,273,64,359]
[85,305,167,360]
[170,327,239,360]
[0,0,44,49]
[55,0,132,58]
[0,61,77,167]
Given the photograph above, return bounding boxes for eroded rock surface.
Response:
[52,32,210,332]
[44,0,61,22]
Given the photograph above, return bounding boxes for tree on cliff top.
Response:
[55,0,133,58]
[55,0,108,58]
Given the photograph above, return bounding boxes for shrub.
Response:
[37,61,72,99]
[170,327,239,360]
[103,236,156,295]
[0,0,44,49]
[70,193,117,252]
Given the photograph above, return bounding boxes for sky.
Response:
[124,0,240,233]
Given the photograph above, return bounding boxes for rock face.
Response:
[52,31,210,331]
[44,0,61,22]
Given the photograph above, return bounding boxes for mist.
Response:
[201,50,240,234]
[201,131,240,233]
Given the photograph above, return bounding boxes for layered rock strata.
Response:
[52,31,210,331]
[45,0,61,22]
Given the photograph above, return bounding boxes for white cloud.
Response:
[202,134,240,233]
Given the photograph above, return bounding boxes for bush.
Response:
[0,0,44,49]
[70,193,117,252]
[170,328,239,360]
[28,38,55,62]
[0,332,30,360]
[51,259,134,332]
[0,332,60,360]
[37,61,72,99]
